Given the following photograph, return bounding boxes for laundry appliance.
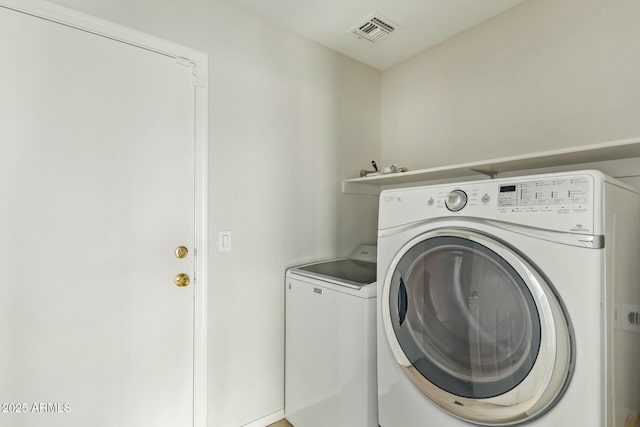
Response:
[285,245,378,427]
[376,170,640,427]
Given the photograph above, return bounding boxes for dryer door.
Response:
[382,228,573,426]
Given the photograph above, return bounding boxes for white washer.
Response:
[377,170,640,427]
[285,245,378,427]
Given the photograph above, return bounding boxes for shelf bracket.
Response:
[469,168,498,179]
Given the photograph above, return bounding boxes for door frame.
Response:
[0,1,209,425]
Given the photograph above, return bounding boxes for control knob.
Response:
[445,190,468,212]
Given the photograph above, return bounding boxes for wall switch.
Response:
[615,303,640,333]
[219,231,231,252]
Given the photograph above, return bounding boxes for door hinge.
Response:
[176,56,205,88]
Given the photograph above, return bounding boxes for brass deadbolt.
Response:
[174,273,190,287]
[175,246,189,259]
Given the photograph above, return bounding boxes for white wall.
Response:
[381,0,640,170]
[46,0,380,425]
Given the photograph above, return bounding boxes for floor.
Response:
[268,420,293,427]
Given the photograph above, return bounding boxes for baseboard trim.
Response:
[241,408,285,427]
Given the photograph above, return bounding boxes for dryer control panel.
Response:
[497,176,590,208]
[378,171,604,235]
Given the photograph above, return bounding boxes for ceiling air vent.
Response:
[351,12,399,43]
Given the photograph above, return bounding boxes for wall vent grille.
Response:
[351,12,399,43]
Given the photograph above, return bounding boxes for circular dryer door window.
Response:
[382,228,574,426]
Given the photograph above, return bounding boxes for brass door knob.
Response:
[175,246,189,259]
[174,273,190,287]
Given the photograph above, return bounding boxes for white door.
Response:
[0,6,197,427]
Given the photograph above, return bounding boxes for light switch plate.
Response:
[615,303,640,333]
[219,231,231,252]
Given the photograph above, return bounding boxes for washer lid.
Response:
[293,259,376,288]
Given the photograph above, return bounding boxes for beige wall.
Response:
[47,0,380,425]
[381,0,640,170]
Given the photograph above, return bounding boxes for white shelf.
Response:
[342,136,640,195]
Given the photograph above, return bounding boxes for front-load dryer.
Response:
[377,170,640,427]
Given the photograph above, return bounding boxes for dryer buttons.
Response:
[445,190,468,212]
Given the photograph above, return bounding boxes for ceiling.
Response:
[226,0,527,70]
